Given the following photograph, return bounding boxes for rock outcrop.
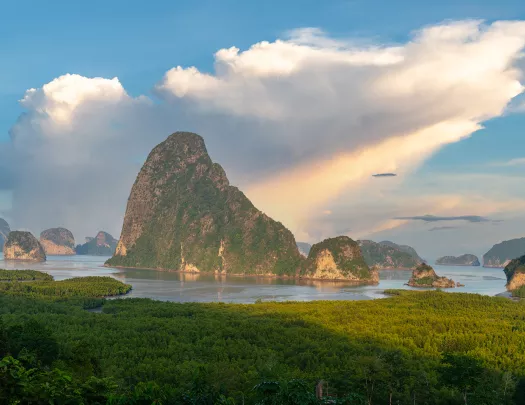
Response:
[106,132,303,275]
[302,236,378,283]
[483,238,525,267]
[3,231,46,261]
[358,240,422,270]
[503,255,525,291]
[435,254,480,266]
[0,218,10,249]
[407,263,455,288]
[297,242,312,257]
[40,227,76,255]
[379,240,424,262]
[76,231,118,256]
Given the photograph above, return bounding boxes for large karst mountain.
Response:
[107,132,303,276]
[107,131,376,282]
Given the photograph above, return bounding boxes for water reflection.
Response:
[0,255,509,303]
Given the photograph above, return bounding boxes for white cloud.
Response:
[4,20,525,250]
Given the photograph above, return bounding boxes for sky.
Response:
[2,0,525,260]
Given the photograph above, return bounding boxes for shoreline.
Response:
[104,263,379,285]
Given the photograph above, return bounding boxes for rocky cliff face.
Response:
[483,238,525,267]
[3,231,46,261]
[76,231,117,256]
[106,132,302,275]
[0,218,10,249]
[503,255,525,291]
[40,227,76,255]
[358,240,422,270]
[407,263,455,288]
[302,236,378,282]
[435,254,480,266]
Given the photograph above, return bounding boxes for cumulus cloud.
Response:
[3,20,525,244]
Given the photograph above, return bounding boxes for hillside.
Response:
[76,231,117,256]
[358,240,422,269]
[483,237,525,267]
[436,254,480,266]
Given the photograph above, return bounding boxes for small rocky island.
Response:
[435,254,480,266]
[3,231,46,262]
[302,236,378,283]
[504,255,525,291]
[40,227,76,255]
[0,218,11,249]
[407,263,456,288]
[358,240,422,270]
[76,231,118,256]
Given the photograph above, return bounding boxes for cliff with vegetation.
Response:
[0,218,10,249]
[379,240,424,262]
[358,240,422,270]
[483,237,525,268]
[302,236,378,282]
[407,263,455,288]
[436,254,480,266]
[40,227,76,255]
[76,231,117,256]
[503,255,525,292]
[3,231,46,261]
[106,132,302,275]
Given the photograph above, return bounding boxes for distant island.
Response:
[40,227,76,255]
[106,132,374,283]
[483,237,525,267]
[76,231,117,256]
[3,231,46,262]
[358,240,422,270]
[436,254,480,266]
[296,242,312,257]
[407,263,456,288]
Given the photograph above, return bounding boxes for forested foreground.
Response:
[1,290,525,404]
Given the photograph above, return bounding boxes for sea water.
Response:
[0,255,508,303]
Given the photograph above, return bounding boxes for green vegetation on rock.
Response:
[1,291,525,403]
[359,239,422,269]
[483,237,525,267]
[302,236,377,281]
[107,132,302,276]
[40,227,76,255]
[408,263,456,288]
[435,254,480,266]
[504,255,525,292]
[379,240,424,262]
[76,231,117,256]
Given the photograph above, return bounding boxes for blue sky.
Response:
[2,0,525,258]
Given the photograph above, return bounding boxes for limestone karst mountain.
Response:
[3,231,46,262]
[40,227,76,255]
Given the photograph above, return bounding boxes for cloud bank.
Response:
[395,215,490,223]
[2,20,525,245]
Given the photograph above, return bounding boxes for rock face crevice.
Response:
[107,132,303,276]
[40,228,75,255]
[407,263,455,288]
[302,236,378,283]
[4,231,46,262]
[435,254,480,266]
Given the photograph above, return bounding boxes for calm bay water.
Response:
[0,255,508,303]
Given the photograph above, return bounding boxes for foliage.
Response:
[0,269,53,281]
[511,285,525,298]
[0,290,525,403]
[0,276,131,298]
